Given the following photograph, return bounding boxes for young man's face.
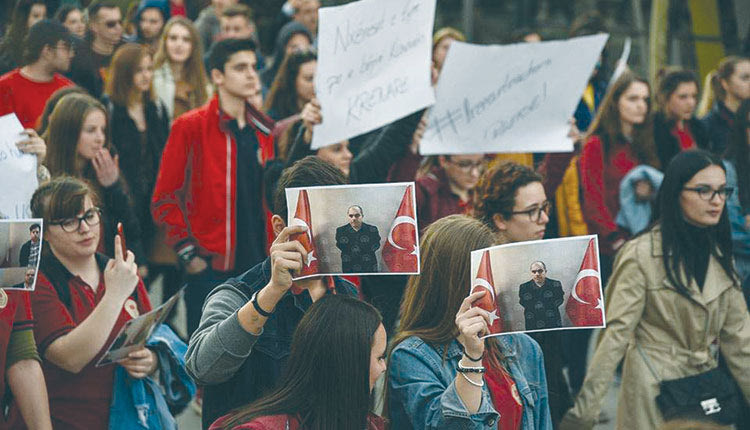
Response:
[220,15,255,40]
[91,7,123,46]
[30,227,40,242]
[213,50,258,100]
[139,8,165,42]
[47,40,74,73]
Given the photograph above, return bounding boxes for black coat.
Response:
[335,223,381,273]
[653,112,710,169]
[701,101,735,156]
[518,278,565,330]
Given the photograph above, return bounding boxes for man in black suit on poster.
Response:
[519,261,565,330]
[335,205,381,273]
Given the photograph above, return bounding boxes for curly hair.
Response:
[472,161,542,230]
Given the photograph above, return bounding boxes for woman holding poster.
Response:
[388,215,552,430]
[562,151,750,429]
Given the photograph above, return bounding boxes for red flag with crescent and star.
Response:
[289,190,319,278]
[382,185,419,272]
[471,250,503,334]
[565,238,604,326]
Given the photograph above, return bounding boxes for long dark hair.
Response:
[653,150,736,297]
[221,295,382,430]
[724,100,750,210]
[0,0,46,67]
[264,49,317,120]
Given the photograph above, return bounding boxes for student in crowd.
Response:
[292,0,319,40]
[653,67,709,167]
[54,5,86,38]
[0,20,74,129]
[388,215,552,429]
[105,43,169,279]
[152,38,274,339]
[472,161,572,426]
[0,0,47,74]
[722,100,750,279]
[69,1,124,98]
[195,0,239,53]
[23,176,154,429]
[431,27,465,74]
[36,85,88,136]
[260,20,312,91]
[562,150,750,429]
[127,0,169,52]
[44,93,146,267]
[209,295,386,430]
[185,156,359,429]
[152,16,210,123]
[414,154,485,231]
[220,4,257,41]
[699,56,750,155]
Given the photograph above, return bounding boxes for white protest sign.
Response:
[312,0,436,149]
[421,34,609,155]
[0,114,37,218]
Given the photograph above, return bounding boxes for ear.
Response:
[720,78,730,94]
[492,213,508,232]
[210,68,224,87]
[271,214,286,237]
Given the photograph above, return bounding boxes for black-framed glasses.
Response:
[447,158,485,173]
[682,186,733,201]
[51,207,102,232]
[511,200,552,222]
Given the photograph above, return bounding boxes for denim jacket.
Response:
[723,160,750,257]
[109,324,196,430]
[388,334,552,430]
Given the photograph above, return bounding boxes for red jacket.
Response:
[151,95,274,272]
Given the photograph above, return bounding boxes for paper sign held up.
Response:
[0,114,37,218]
[312,0,436,149]
[421,34,609,155]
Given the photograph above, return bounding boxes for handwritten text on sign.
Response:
[0,114,37,219]
[421,34,609,155]
[312,0,436,149]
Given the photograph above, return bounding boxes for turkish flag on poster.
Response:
[471,250,503,334]
[382,185,419,272]
[565,238,604,326]
[289,190,319,278]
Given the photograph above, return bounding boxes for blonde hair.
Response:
[696,56,750,117]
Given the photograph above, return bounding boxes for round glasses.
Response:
[511,200,552,223]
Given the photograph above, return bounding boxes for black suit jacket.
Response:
[335,223,381,273]
[518,278,565,330]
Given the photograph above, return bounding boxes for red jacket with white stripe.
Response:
[151,95,274,272]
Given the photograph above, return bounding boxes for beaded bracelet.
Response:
[457,359,486,374]
[459,371,484,387]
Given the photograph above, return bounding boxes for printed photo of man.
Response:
[518,261,564,330]
[335,205,381,273]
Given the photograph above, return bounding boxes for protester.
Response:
[388,214,552,429]
[195,0,239,53]
[472,161,572,426]
[22,176,153,429]
[292,0,319,40]
[220,4,257,41]
[185,156,359,428]
[68,1,124,98]
[44,93,146,266]
[152,16,210,123]
[0,0,47,74]
[209,295,386,430]
[722,99,750,279]
[152,38,274,339]
[260,20,312,91]
[105,43,169,279]
[699,56,750,155]
[0,19,74,129]
[36,85,88,136]
[431,27,465,74]
[127,0,170,52]
[561,150,750,429]
[653,67,709,167]
[54,5,86,38]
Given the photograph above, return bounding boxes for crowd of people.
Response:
[0,0,749,429]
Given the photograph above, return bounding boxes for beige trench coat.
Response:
[566,227,750,429]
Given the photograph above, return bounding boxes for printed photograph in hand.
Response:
[0,219,43,291]
[285,182,420,280]
[469,235,605,337]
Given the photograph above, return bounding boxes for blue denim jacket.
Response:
[388,334,552,430]
[109,324,196,430]
[723,161,750,256]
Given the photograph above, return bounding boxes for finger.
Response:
[22,128,38,137]
[128,348,150,359]
[125,250,136,265]
[278,258,303,274]
[459,290,486,314]
[311,98,320,108]
[114,235,123,261]
[275,225,308,243]
[91,154,102,172]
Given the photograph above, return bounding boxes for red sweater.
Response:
[0,69,73,129]
[579,135,639,254]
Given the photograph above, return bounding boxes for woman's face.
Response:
[493,181,549,242]
[316,140,352,176]
[679,164,727,227]
[285,33,311,56]
[27,3,46,28]
[63,9,86,38]
[133,54,154,94]
[666,81,698,121]
[295,60,316,106]
[617,81,650,127]
[77,109,106,160]
[433,36,454,71]
[440,154,484,192]
[45,195,101,260]
[368,324,387,392]
[165,24,192,64]
[722,60,750,102]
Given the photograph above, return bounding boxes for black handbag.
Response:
[637,344,742,425]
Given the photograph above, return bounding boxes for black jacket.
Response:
[653,112,710,168]
[335,223,381,273]
[518,278,565,330]
[701,101,735,156]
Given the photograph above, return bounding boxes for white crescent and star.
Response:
[291,218,317,267]
[471,277,496,304]
[571,269,601,305]
[387,216,417,251]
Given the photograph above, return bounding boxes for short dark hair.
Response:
[23,19,73,64]
[347,205,363,216]
[54,5,80,24]
[273,156,347,218]
[30,223,41,231]
[222,4,253,21]
[473,162,543,228]
[530,260,546,271]
[206,37,256,74]
[88,1,119,21]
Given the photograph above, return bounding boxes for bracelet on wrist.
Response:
[457,359,486,374]
[459,371,484,387]
[463,350,484,362]
[251,291,273,317]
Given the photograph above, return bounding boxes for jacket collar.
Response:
[214,94,275,136]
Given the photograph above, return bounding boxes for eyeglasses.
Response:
[447,158,485,173]
[104,20,122,28]
[531,269,545,274]
[51,207,102,232]
[511,200,552,222]
[682,186,733,201]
